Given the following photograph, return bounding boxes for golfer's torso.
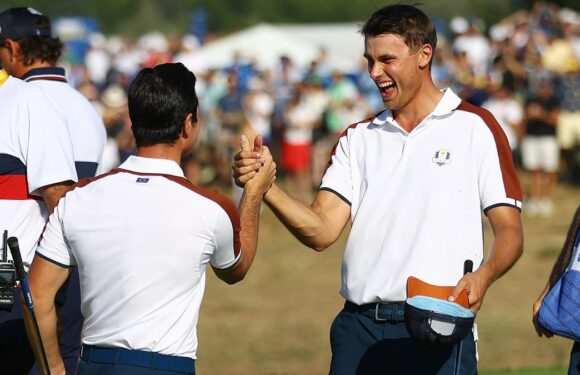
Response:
[61,163,238,360]
[340,110,493,304]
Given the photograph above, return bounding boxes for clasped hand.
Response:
[233,134,275,195]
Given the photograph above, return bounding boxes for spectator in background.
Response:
[302,78,330,188]
[270,55,299,163]
[174,34,207,76]
[243,75,275,145]
[215,71,244,184]
[281,84,321,200]
[521,79,561,217]
[482,84,524,161]
[84,33,111,91]
[98,84,132,174]
[557,66,580,184]
[325,70,360,136]
[452,17,491,80]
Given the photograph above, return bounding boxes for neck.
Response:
[27,61,53,69]
[137,143,183,165]
[393,82,444,133]
[15,61,53,78]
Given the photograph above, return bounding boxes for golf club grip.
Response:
[7,237,35,309]
[7,236,26,279]
[464,260,473,275]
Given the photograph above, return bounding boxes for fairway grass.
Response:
[481,368,566,375]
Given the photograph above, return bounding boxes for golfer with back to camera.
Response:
[26,63,276,375]
[234,4,523,374]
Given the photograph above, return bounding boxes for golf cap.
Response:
[405,276,475,346]
[0,7,51,43]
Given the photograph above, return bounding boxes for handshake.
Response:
[233,134,276,197]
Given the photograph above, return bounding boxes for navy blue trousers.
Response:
[329,307,478,375]
[0,291,35,375]
[77,361,194,375]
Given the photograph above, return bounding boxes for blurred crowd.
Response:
[59,1,580,215]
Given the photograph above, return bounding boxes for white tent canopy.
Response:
[195,23,364,73]
[277,23,365,68]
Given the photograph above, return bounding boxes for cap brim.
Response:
[407,276,470,309]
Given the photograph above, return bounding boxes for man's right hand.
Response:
[245,145,276,196]
[233,134,268,188]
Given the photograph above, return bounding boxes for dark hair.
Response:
[360,4,437,63]
[128,63,198,148]
[18,36,62,66]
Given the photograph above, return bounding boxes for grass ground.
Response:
[195,178,579,374]
[480,369,566,375]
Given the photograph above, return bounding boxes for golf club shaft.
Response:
[7,237,51,375]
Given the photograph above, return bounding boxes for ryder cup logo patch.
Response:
[432,149,451,166]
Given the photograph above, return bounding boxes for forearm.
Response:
[264,184,334,251]
[236,189,263,278]
[450,210,523,311]
[214,186,265,285]
[479,220,523,285]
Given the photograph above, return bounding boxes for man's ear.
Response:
[418,44,433,69]
[4,39,20,61]
[181,113,197,139]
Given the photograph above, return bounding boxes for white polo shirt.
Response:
[0,74,77,269]
[22,67,106,178]
[320,89,522,304]
[36,156,242,360]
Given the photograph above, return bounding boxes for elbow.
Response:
[217,268,248,285]
[311,243,329,252]
[516,240,524,260]
[303,234,336,252]
[224,273,245,285]
[308,238,334,252]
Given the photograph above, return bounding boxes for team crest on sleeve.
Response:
[432,149,451,166]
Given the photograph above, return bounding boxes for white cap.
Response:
[450,17,469,34]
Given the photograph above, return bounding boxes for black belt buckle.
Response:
[374,302,404,322]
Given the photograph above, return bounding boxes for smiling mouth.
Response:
[378,81,396,98]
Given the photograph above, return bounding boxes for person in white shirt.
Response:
[27,63,275,375]
[482,85,524,152]
[0,66,77,374]
[234,5,523,374]
[0,7,106,374]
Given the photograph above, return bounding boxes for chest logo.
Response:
[432,149,451,166]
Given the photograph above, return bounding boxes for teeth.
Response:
[379,82,395,89]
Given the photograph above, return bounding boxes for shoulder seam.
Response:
[455,101,523,202]
[325,115,377,172]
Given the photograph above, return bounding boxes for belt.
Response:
[81,345,195,373]
[344,301,406,322]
